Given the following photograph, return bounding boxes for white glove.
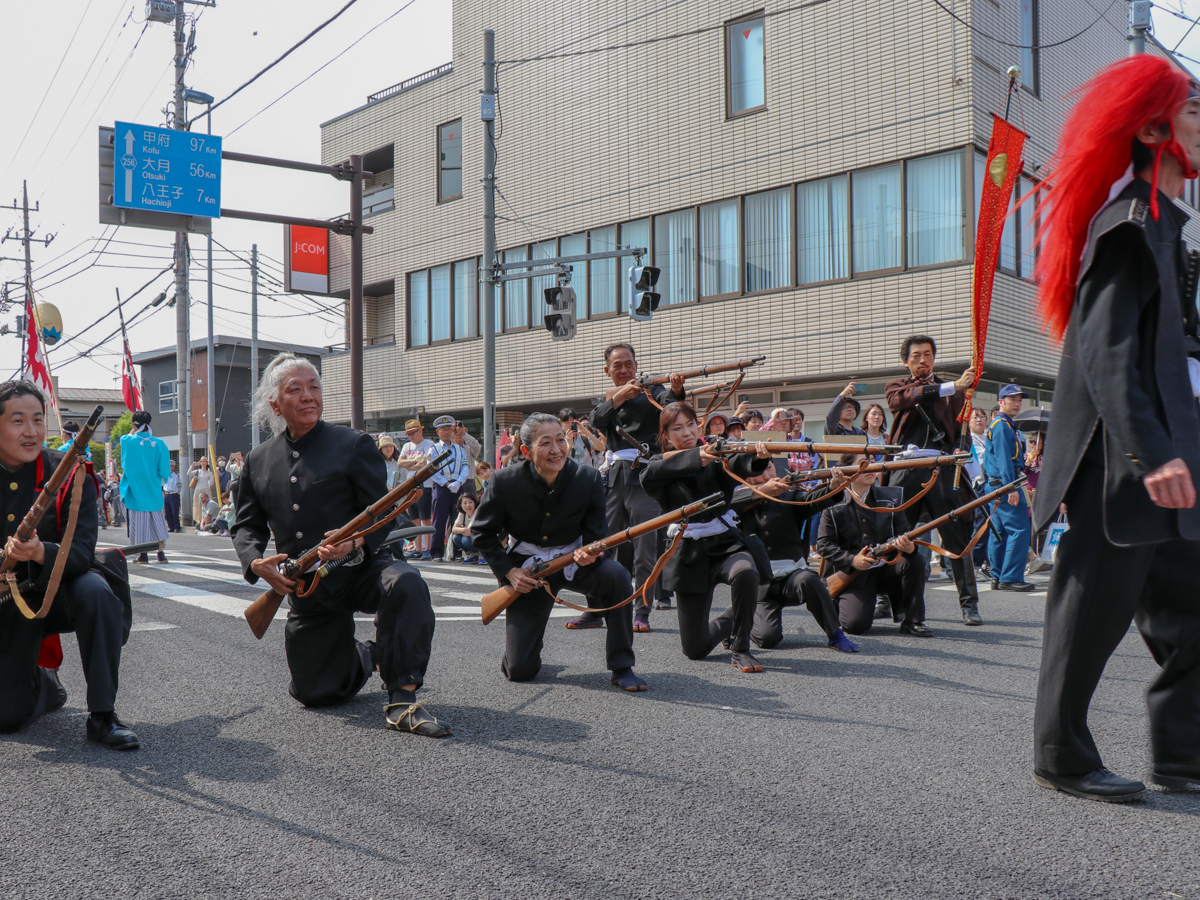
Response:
[448,481,461,492]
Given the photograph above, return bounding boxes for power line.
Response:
[196,0,363,124]
[493,0,834,65]
[930,0,1121,50]
[226,0,420,137]
[46,264,173,356]
[0,0,101,185]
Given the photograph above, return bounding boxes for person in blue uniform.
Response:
[982,384,1034,591]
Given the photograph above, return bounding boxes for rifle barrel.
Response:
[639,356,765,387]
[871,475,1026,557]
[715,441,907,456]
[785,454,970,484]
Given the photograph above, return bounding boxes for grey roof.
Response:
[132,335,323,364]
[56,388,125,402]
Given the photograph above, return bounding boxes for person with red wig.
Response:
[1031,55,1200,802]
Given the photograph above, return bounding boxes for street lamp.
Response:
[184,88,217,470]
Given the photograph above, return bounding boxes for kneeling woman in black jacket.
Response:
[641,403,773,672]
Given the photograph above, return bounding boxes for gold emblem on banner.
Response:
[989,153,1009,187]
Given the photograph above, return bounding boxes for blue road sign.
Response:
[112,121,221,218]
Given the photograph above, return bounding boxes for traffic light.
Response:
[544,284,577,341]
[628,265,661,321]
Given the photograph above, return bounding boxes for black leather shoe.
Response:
[962,607,983,626]
[1151,768,1200,790]
[385,701,451,737]
[996,582,1038,592]
[86,712,140,750]
[44,668,68,713]
[873,598,892,620]
[1034,768,1145,802]
[898,621,933,637]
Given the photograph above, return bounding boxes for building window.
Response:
[1018,176,1037,280]
[1019,0,1038,94]
[727,15,765,116]
[559,233,588,312]
[744,187,793,292]
[503,247,528,329]
[797,176,848,284]
[619,219,650,314]
[530,239,557,315]
[158,380,177,414]
[430,264,451,342]
[906,151,964,267]
[654,209,696,306]
[589,226,617,316]
[700,199,739,297]
[363,184,394,217]
[408,271,429,346]
[851,164,903,274]
[453,259,477,339]
[437,119,462,201]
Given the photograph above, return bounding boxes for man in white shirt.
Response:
[428,415,471,562]
[397,418,436,557]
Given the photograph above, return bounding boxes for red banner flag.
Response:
[23,288,55,406]
[121,334,143,412]
[964,114,1027,417]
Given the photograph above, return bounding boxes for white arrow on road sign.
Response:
[122,129,136,202]
[124,129,134,154]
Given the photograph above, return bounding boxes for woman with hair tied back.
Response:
[640,402,774,673]
[230,352,450,737]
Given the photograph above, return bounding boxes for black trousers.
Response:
[284,555,435,707]
[607,464,662,616]
[0,571,125,732]
[1034,461,1200,777]
[502,558,635,681]
[837,552,926,634]
[163,493,181,532]
[892,465,979,609]
[676,551,758,658]
[753,568,840,648]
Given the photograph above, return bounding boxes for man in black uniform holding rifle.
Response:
[472,413,646,691]
[885,336,981,626]
[0,381,138,749]
[1030,57,1200,801]
[232,353,449,737]
[582,342,685,632]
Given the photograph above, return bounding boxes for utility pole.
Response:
[481,28,497,465]
[172,3,193,523]
[205,110,216,463]
[2,182,55,370]
[1128,0,1149,54]
[251,243,259,448]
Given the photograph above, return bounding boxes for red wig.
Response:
[1032,55,1195,343]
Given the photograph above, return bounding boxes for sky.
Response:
[1,1,1199,388]
[0,0,453,386]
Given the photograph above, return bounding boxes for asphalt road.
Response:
[3,531,1198,900]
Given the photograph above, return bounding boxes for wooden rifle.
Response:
[0,405,103,612]
[634,356,765,388]
[480,491,726,625]
[782,452,971,485]
[243,449,451,639]
[825,474,1026,599]
[707,439,907,457]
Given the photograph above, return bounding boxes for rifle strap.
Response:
[535,525,687,615]
[846,469,939,514]
[293,492,423,600]
[911,509,994,560]
[641,387,665,410]
[697,372,745,429]
[10,464,85,621]
[719,458,850,507]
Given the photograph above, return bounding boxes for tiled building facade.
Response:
[316,0,1197,436]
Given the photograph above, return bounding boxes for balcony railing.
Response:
[367,63,453,104]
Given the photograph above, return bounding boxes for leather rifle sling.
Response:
[7,465,86,621]
[720,458,852,507]
[533,525,688,615]
[845,468,940,514]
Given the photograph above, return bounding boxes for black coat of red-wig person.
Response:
[1032,55,1195,343]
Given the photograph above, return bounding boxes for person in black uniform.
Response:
[1030,57,1200,802]
[472,413,646,690]
[640,402,773,672]
[733,469,859,652]
[583,342,685,632]
[816,455,928,637]
[232,353,449,737]
[885,336,980,626]
[0,381,138,749]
